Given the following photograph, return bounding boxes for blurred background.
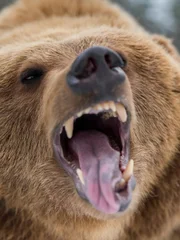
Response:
[0,0,180,50]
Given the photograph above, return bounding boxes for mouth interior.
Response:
[57,107,132,214]
[61,112,123,167]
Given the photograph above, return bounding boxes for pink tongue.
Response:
[69,130,122,214]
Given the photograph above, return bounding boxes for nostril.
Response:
[105,54,113,68]
[67,46,127,96]
[76,58,97,79]
[105,52,126,69]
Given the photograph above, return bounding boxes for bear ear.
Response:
[152,34,180,62]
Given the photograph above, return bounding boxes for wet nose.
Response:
[67,46,126,99]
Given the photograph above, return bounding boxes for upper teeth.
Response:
[64,117,74,139]
[63,101,127,139]
[116,103,127,123]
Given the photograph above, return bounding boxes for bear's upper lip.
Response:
[53,99,136,215]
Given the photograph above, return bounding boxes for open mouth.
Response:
[53,100,135,214]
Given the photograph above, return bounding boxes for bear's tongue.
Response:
[69,130,122,214]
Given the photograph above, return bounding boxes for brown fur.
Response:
[0,0,180,239]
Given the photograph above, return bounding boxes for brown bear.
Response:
[0,0,180,239]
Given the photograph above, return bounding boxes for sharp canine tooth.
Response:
[115,178,126,191]
[116,103,127,122]
[77,169,85,185]
[109,101,116,112]
[119,178,126,187]
[122,159,134,182]
[64,117,74,139]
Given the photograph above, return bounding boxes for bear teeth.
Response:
[64,117,74,139]
[122,159,134,182]
[63,101,127,139]
[76,168,85,185]
[116,103,127,123]
[115,159,134,190]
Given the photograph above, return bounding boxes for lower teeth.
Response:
[76,169,85,185]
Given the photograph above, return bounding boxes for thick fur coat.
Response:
[0,0,180,239]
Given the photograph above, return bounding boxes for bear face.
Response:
[0,0,180,239]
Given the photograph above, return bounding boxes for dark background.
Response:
[0,0,180,50]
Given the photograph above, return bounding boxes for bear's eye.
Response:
[20,68,44,85]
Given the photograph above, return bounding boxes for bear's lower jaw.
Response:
[53,100,136,214]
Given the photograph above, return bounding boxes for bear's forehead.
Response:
[0,20,176,92]
[0,27,161,62]
[0,16,150,50]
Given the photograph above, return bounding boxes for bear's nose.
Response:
[67,46,126,99]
